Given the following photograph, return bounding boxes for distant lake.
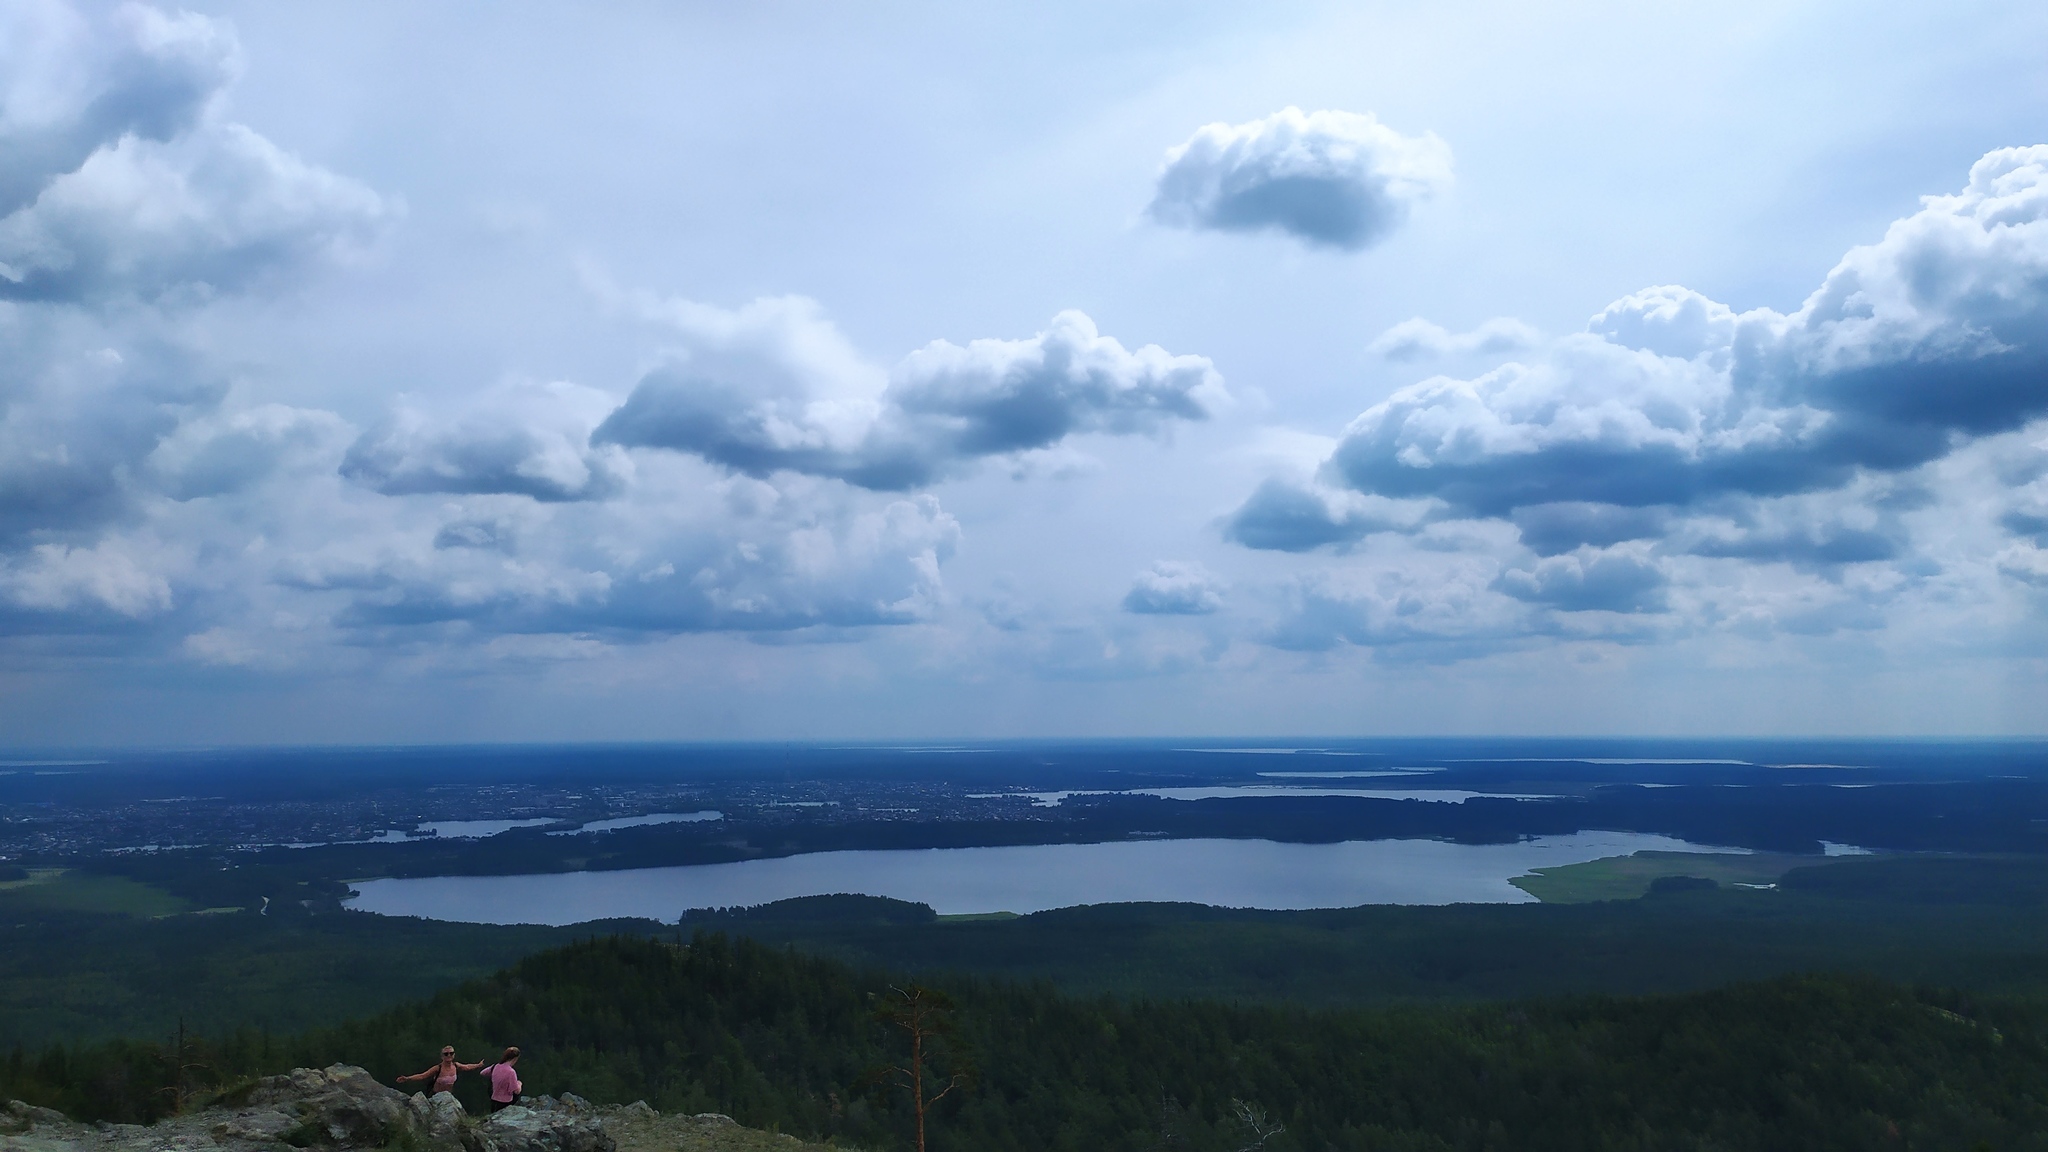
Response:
[346,831,1735,924]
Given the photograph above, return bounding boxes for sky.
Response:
[2,0,2047,744]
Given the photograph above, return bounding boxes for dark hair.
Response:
[501,1047,520,1062]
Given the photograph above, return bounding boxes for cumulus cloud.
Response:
[1265,559,1527,653]
[1508,502,1669,556]
[280,489,960,638]
[0,122,392,303]
[147,403,350,500]
[1148,107,1451,250]
[1234,148,2048,562]
[342,382,627,502]
[0,323,222,539]
[596,307,1226,489]
[1222,477,1433,552]
[1368,316,1539,361]
[1220,148,2048,660]
[1998,543,2048,587]
[1122,561,1224,615]
[1,539,172,619]
[1493,548,1668,613]
[0,0,236,216]
[0,0,391,555]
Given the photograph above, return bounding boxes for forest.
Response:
[6,932,2046,1151]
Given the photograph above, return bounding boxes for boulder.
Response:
[2,1101,70,1135]
[481,1104,613,1152]
[407,1091,481,1152]
[246,1064,415,1147]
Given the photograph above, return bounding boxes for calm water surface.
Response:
[346,831,1734,924]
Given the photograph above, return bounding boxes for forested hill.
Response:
[10,934,2048,1151]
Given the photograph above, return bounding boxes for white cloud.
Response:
[0,122,393,303]
[1239,147,2048,549]
[1222,477,1435,552]
[1368,316,1539,361]
[1122,560,1224,615]
[0,318,221,539]
[271,481,961,638]
[1217,149,2048,661]
[1493,547,1668,613]
[0,0,237,216]
[147,403,351,500]
[597,306,1226,489]
[342,381,627,503]
[2,539,172,618]
[1148,107,1451,250]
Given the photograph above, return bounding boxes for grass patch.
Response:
[0,869,192,917]
[1511,851,1847,903]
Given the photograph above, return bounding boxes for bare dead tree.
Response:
[867,985,971,1152]
[1229,1098,1285,1152]
[156,1018,214,1115]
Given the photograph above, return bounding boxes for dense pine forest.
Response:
[8,932,2048,1151]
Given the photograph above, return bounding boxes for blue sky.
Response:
[2,0,2047,743]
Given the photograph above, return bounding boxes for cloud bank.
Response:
[0,3,976,656]
[1148,107,1452,250]
[1324,147,2048,522]
[1230,146,2048,655]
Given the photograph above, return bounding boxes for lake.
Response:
[345,830,1736,924]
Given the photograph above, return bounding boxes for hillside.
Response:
[10,933,2048,1150]
[0,1064,833,1152]
[19,852,2048,1050]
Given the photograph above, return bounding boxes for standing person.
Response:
[483,1047,523,1112]
[398,1046,480,1095]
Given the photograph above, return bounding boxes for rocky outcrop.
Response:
[481,1098,610,1152]
[0,1069,842,1152]
[0,1067,613,1152]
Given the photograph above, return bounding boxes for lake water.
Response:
[345,830,1737,925]
[971,782,1545,806]
[549,811,724,835]
[412,818,554,838]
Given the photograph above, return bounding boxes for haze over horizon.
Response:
[2,0,2046,744]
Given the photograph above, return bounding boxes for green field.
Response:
[0,868,191,918]
[1510,850,1838,902]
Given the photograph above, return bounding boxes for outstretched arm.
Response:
[455,1062,485,1072]
[397,1067,437,1083]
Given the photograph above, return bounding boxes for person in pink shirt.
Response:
[398,1046,480,1095]
[483,1047,523,1112]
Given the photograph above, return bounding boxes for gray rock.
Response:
[247,1064,415,1147]
[407,1091,479,1152]
[207,1108,298,1143]
[2,1101,70,1134]
[481,1105,613,1152]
